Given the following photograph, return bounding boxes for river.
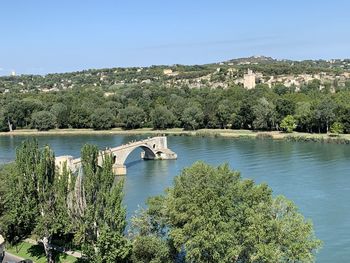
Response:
[1,134,349,262]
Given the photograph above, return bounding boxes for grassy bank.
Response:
[0,128,349,144]
[0,128,189,136]
[6,241,78,263]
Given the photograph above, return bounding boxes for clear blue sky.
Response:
[1,0,350,75]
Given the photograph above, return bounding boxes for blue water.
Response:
[1,135,349,262]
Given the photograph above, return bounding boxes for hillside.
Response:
[1,56,350,94]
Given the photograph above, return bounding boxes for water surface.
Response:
[1,135,349,262]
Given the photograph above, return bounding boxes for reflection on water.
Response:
[0,135,350,262]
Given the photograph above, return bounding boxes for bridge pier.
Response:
[113,164,127,175]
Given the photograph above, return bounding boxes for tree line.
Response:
[0,83,350,133]
[0,140,321,262]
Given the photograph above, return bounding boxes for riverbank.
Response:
[0,128,349,144]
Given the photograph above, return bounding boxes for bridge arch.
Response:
[112,143,157,167]
[56,136,177,176]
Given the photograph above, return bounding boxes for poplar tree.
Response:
[73,144,131,262]
[34,146,56,263]
[1,140,41,242]
[0,140,71,263]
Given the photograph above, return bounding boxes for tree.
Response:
[216,101,232,129]
[273,84,292,95]
[33,146,57,263]
[50,103,69,128]
[31,111,56,131]
[104,101,123,116]
[133,162,321,263]
[0,109,9,132]
[0,164,17,233]
[3,99,44,130]
[275,98,296,122]
[3,100,25,130]
[301,79,321,93]
[0,141,41,242]
[90,108,115,130]
[253,97,277,130]
[69,105,91,128]
[237,100,255,129]
[181,105,204,130]
[295,102,313,133]
[315,99,336,133]
[280,115,297,133]
[0,140,70,262]
[168,94,188,124]
[150,106,175,129]
[118,106,145,129]
[72,145,131,262]
[339,107,350,133]
[131,235,172,263]
[22,98,44,126]
[330,122,344,135]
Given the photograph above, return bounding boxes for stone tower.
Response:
[243,69,256,89]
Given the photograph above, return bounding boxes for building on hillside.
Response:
[243,69,256,89]
[163,68,178,76]
[163,69,173,75]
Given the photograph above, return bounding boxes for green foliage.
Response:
[1,141,41,241]
[276,97,296,121]
[3,100,27,129]
[50,103,69,128]
[181,105,204,130]
[301,79,321,93]
[330,122,344,134]
[280,115,297,133]
[133,162,321,263]
[90,108,115,130]
[0,164,18,235]
[1,65,350,134]
[131,236,172,263]
[0,108,9,132]
[273,84,292,95]
[118,106,145,129]
[31,111,57,131]
[69,105,91,128]
[76,145,131,262]
[237,99,255,129]
[253,97,277,130]
[150,106,175,129]
[1,141,131,262]
[0,140,72,262]
[96,228,132,263]
[339,107,350,133]
[216,101,232,129]
[315,99,336,133]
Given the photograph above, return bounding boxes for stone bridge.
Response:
[55,136,177,175]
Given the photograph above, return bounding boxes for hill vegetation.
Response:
[0,57,350,134]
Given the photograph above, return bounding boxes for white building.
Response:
[243,69,256,89]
